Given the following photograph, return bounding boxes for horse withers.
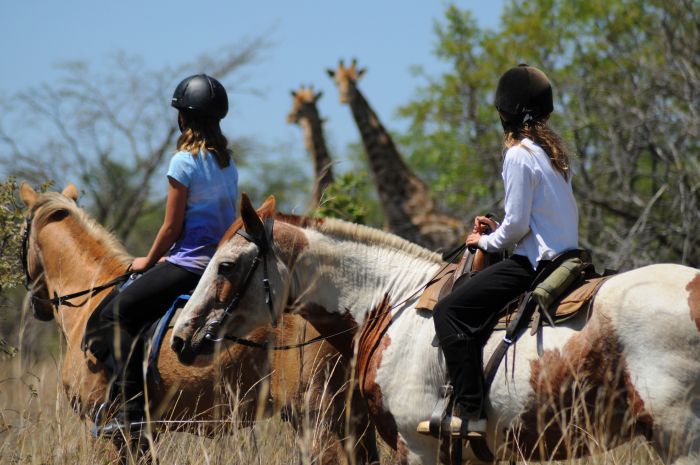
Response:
[173,193,700,465]
[19,183,377,465]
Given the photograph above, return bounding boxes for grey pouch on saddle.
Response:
[532,257,585,311]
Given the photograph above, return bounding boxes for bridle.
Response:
[20,214,129,313]
[195,216,476,351]
[204,217,278,342]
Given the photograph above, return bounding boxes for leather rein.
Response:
[20,215,129,311]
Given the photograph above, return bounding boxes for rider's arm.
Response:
[477,146,538,252]
[131,177,187,271]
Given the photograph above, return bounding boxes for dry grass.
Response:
[0,355,664,465]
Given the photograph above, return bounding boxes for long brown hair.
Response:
[176,114,231,168]
[503,119,571,180]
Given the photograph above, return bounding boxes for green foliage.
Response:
[314,171,372,224]
[399,0,700,268]
[0,177,51,358]
[0,177,24,296]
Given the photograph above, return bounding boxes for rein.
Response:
[20,215,130,310]
[211,224,466,351]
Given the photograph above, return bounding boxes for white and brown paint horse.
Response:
[173,194,700,465]
[19,183,377,465]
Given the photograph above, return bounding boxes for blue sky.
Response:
[1,0,504,181]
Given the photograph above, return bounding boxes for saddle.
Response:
[416,249,607,332]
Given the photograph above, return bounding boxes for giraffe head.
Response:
[287,85,323,124]
[326,58,367,104]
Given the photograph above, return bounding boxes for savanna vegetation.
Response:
[1,0,698,464]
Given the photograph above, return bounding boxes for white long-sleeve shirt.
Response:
[478,138,578,269]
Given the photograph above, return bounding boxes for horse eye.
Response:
[218,261,235,276]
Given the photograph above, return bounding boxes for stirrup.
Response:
[416,385,454,437]
[418,415,487,439]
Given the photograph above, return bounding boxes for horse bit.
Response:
[204,217,278,342]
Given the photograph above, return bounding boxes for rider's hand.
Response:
[466,232,482,249]
[473,215,498,234]
[130,257,152,273]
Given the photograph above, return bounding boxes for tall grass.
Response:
[0,354,665,465]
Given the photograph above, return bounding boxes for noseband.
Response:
[205,217,278,342]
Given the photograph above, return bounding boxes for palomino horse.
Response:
[19,183,377,465]
[173,194,700,465]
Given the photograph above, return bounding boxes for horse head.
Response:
[171,193,308,363]
[19,183,80,321]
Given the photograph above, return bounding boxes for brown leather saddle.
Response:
[416,249,608,331]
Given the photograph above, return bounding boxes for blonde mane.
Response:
[31,192,132,265]
[312,217,444,264]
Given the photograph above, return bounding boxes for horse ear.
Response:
[256,195,277,218]
[62,183,79,201]
[19,182,38,208]
[240,192,265,237]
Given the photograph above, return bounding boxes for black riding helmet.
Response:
[171,74,228,120]
[495,64,553,126]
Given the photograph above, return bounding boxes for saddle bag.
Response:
[532,257,586,311]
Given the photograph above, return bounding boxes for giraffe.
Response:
[287,85,334,209]
[327,59,465,251]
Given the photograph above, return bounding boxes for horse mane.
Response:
[31,192,132,265]
[311,217,444,264]
[219,205,442,264]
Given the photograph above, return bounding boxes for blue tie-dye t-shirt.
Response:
[165,150,238,274]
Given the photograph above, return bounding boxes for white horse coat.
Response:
[173,200,700,465]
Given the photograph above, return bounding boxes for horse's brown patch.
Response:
[299,303,358,359]
[271,221,309,265]
[514,315,652,460]
[355,295,401,449]
[686,273,700,332]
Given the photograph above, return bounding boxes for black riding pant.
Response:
[89,261,199,401]
[432,255,538,417]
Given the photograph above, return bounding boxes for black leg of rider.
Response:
[433,255,538,433]
[92,261,199,435]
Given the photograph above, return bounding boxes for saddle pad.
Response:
[415,264,458,312]
[492,276,610,330]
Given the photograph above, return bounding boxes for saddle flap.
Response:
[415,264,458,312]
[554,276,609,318]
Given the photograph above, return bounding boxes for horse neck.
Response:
[37,215,128,338]
[291,228,442,326]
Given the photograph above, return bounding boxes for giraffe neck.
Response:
[347,84,443,245]
[299,104,334,206]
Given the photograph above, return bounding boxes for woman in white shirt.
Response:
[432,64,578,436]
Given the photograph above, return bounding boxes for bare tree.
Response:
[1,36,268,243]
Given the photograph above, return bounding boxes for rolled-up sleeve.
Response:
[479,147,538,252]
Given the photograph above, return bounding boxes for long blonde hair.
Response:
[504,120,571,180]
[176,115,231,168]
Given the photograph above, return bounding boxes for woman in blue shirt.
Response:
[89,74,238,435]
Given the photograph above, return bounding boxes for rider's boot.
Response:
[418,335,487,438]
[97,355,146,438]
